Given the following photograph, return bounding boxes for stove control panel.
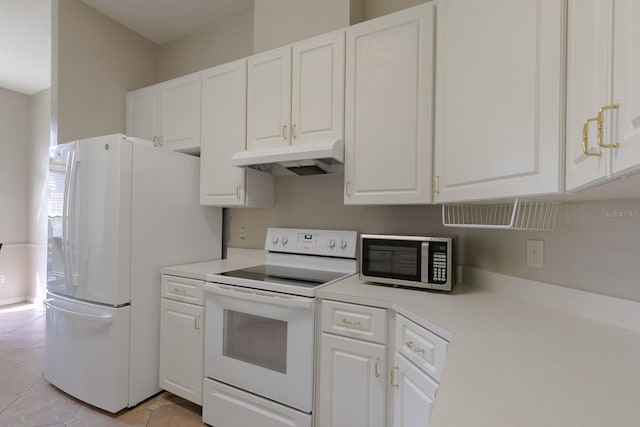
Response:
[265,228,358,258]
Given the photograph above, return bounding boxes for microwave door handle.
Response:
[421,242,430,283]
[204,283,314,310]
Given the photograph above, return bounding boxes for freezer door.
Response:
[47,135,132,305]
[44,293,131,413]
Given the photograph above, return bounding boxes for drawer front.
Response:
[395,314,448,381]
[161,275,204,305]
[321,300,387,344]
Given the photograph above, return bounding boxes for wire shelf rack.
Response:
[442,199,561,231]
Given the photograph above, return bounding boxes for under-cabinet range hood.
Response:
[230,139,344,176]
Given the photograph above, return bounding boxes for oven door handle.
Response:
[204,283,314,310]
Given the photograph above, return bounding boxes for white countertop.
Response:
[159,248,266,280]
[317,270,640,427]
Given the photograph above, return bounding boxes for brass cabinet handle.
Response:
[195,315,200,330]
[597,103,620,148]
[235,185,241,200]
[391,366,399,388]
[172,288,187,294]
[341,318,360,326]
[345,181,351,197]
[582,117,602,157]
[374,357,381,378]
[406,341,425,354]
[282,125,288,140]
[292,123,297,139]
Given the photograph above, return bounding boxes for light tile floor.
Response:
[0,302,206,427]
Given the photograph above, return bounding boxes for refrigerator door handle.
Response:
[63,149,81,287]
[62,149,75,286]
[44,299,114,324]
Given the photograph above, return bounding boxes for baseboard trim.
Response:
[0,296,29,307]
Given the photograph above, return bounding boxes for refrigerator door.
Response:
[44,293,131,413]
[47,135,132,306]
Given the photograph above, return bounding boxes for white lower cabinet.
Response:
[318,333,387,427]
[318,302,449,427]
[203,378,312,427]
[159,275,204,405]
[392,352,438,427]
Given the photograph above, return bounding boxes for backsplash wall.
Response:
[228,176,640,303]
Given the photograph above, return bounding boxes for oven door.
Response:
[204,283,315,413]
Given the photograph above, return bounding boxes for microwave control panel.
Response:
[428,242,449,284]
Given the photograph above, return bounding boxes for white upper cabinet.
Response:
[126,73,202,154]
[433,0,564,202]
[344,4,435,205]
[200,60,274,207]
[247,32,345,151]
[566,0,640,192]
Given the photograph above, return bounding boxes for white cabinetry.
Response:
[391,314,447,427]
[126,73,201,154]
[159,275,204,405]
[247,31,345,150]
[200,60,273,207]
[566,0,640,192]
[344,4,435,205]
[318,300,387,427]
[433,0,564,202]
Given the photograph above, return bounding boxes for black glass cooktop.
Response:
[220,264,347,289]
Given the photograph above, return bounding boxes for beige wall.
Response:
[253,0,364,53]
[158,9,254,81]
[53,0,158,144]
[364,0,428,19]
[0,87,30,303]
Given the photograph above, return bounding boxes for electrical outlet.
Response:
[240,227,246,240]
[526,240,544,269]
[0,275,5,285]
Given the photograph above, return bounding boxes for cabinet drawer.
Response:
[161,275,204,305]
[321,300,387,344]
[395,314,448,382]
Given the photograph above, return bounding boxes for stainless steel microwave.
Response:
[359,234,456,291]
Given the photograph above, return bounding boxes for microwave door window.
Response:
[223,310,288,374]
[364,242,420,281]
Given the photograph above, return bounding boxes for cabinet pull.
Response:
[236,185,241,200]
[597,103,620,149]
[282,125,288,140]
[292,123,297,139]
[341,318,360,326]
[345,181,351,197]
[582,117,602,157]
[195,315,200,330]
[391,366,399,388]
[406,341,425,354]
[374,357,381,378]
[172,288,187,294]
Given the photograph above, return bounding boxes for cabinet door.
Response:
[159,299,204,405]
[565,0,612,192]
[126,88,160,142]
[434,0,563,202]
[392,353,438,427]
[159,73,202,154]
[247,46,292,150]
[291,31,345,146]
[318,333,386,427]
[201,60,249,206]
[610,0,640,176]
[344,4,435,205]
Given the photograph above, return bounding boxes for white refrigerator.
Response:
[44,134,222,412]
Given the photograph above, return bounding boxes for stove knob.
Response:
[328,239,336,249]
[282,236,288,245]
[272,235,279,244]
[340,240,348,249]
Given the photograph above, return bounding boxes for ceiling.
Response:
[0,0,253,95]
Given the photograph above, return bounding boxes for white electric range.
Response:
[202,227,358,427]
